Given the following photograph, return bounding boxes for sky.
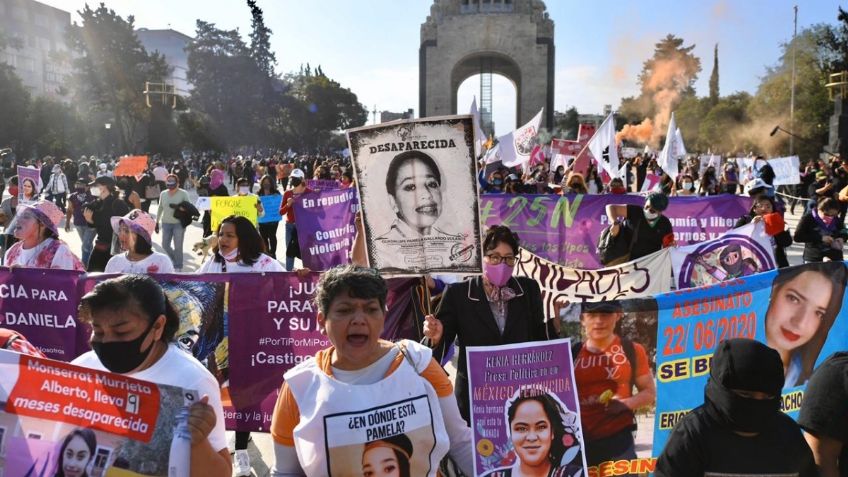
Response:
[37,0,846,136]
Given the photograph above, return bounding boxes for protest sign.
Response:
[17,166,41,200]
[466,339,587,477]
[113,155,148,177]
[294,188,358,271]
[560,298,660,476]
[671,222,776,289]
[481,194,751,269]
[0,268,85,360]
[698,154,721,176]
[306,179,341,191]
[348,115,483,275]
[258,194,282,224]
[210,196,257,231]
[769,155,801,186]
[0,349,196,476]
[515,247,672,321]
[652,261,848,455]
[195,196,211,211]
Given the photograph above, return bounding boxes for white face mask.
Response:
[682,182,693,190]
[644,209,659,220]
[222,248,238,261]
[238,186,250,195]
[90,186,102,197]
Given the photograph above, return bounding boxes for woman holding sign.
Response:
[257,175,281,259]
[269,265,473,477]
[72,275,232,477]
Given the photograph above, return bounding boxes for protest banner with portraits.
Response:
[347,115,482,276]
[466,339,588,477]
[0,349,196,476]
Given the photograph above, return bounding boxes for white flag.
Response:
[470,97,487,158]
[658,112,681,180]
[498,109,544,167]
[675,127,687,159]
[483,143,501,165]
[587,113,620,178]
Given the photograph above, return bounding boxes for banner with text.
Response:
[652,261,848,456]
[211,196,258,232]
[481,194,751,269]
[514,247,672,321]
[0,350,196,476]
[258,194,283,224]
[294,189,358,271]
[466,339,587,477]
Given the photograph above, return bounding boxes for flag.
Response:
[658,112,681,180]
[587,113,620,178]
[483,143,501,165]
[529,144,546,167]
[470,97,487,158]
[675,127,687,159]
[498,109,543,167]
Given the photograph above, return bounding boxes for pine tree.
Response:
[709,43,719,106]
[247,0,276,78]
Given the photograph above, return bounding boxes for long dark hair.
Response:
[258,174,278,195]
[767,262,848,384]
[54,428,97,477]
[78,274,180,342]
[214,215,266,266]
[362,433,412,477]
[506,388,569,466]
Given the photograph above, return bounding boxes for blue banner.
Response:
[258,194,283,223]
[652,261,848,455]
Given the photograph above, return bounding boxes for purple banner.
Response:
[481,194,752,269]
[307,179,341,191]
[227,272,327,431]
[0,268,84,360]
[294,189,358,271]
[17,166,41,200]
[467,339,587,476]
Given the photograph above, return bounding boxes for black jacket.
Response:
[433,275,555,422]
[793,211,847,262]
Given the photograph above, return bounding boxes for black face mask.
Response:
[290,178,303,187]
[704,379,780,433]
[91,321,157,374]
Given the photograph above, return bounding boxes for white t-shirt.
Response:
[4,238,83,271]
[196,253,284,273]
[72,344,227,453]
[105,252,175,274]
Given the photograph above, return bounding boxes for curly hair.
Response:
[313,264,388,316]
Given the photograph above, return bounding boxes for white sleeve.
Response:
[270,443,305,477]
[191,372,228,453]
[440,395,474,476]
[52,243,84,271]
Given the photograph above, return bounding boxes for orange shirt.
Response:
[270,346,453,446]
[573,336,650,440]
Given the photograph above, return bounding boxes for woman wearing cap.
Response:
[4,199,84,270]
[104,209,174,274]
[84,176,130,272]
[605,192,675,261]
[279,169,310,271]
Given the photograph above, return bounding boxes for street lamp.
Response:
[104,123,112,155]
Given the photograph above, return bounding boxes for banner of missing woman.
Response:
[0,349,196,476]
[466,339,587,477]
[514,247,672,321]
[347,115,483,276]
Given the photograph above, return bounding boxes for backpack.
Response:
[597,218,641,266]
[571,338,640,390]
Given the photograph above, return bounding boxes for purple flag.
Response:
[0,268,84,361]
[481,194,751,269]
[294,188,358,271]
[306,179,341,191]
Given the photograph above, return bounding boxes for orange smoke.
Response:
[617,118,654,144]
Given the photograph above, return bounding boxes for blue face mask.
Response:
[492,179,503,186]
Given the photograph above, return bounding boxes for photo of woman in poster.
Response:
[361,434,414,477]
[482,387,583,477]
[765,261,848,388]
[377,151,448,240]
[54,428,96,477]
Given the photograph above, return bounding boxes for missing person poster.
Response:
[347,115,482,276]
[466,339,587,477]
[0,349,196,476]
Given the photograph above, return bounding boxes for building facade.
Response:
[135,28,192,97]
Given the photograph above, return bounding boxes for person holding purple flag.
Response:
[423,225,555,422]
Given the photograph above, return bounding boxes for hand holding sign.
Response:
[422,314,443,346]
[187,395,217,446]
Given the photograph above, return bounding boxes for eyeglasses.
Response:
[486,254,516,266]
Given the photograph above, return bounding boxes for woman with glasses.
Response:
[604,192,675,261]
[422,225,555,423]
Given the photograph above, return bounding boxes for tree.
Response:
[0,64,31,152]
[698,92,751,152]
[23,96,92,158]
[554,107,579,139]
[818,7,848,73]
[66,3,170,153]
[709,44,719,106]
[247,0,276,78]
